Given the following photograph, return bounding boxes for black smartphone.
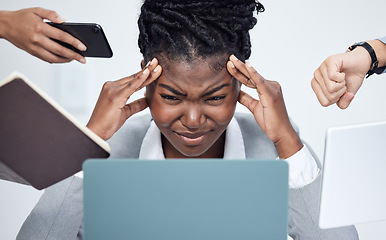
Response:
[47,22,113,58]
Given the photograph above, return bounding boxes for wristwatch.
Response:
[348,41,379,78]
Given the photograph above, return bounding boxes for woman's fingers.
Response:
[109,64,162,106]
[229,55,251,79]
[122,68,152,98]
[114,58,161,87]
[138,58,163,89]
[227,55,256,88]
[228,54,268,96]
[122,65,162,98]
[227,61,256,88]
[86,68,155,140]
[228,54,268,97]
[244,62,267,95]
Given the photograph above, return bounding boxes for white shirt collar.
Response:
[139,117,245,160]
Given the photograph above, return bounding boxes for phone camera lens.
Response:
[93,25,100,33]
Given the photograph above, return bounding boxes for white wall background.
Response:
[1,0,385,239]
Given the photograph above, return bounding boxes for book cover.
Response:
[0,72,110,190]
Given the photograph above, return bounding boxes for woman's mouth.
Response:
[174,131,209,146]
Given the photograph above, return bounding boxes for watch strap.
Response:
[348,41,379,78]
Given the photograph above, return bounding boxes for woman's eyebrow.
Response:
[202,84,230,97]
[159,84,187,96]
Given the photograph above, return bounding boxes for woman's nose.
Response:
[181,105,205,129]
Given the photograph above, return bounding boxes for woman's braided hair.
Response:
[138,0,264,63]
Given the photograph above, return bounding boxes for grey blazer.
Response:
[17,113,358,240]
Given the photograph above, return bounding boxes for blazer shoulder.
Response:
[108,113,152,158]
[234,112,278,159]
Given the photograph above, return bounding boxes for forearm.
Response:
[274,128,303,159]
[0,11,11,39]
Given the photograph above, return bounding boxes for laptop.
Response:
[83,159,289,240]
[319,121,386,229]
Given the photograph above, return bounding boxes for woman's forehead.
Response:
[158,56,232,85]
[157,61,233,92]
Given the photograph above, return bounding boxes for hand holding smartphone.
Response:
[47,22,113,58]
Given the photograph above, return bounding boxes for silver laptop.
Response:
[83,159,289,240]
[319,121,386,229]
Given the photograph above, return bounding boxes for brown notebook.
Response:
[0,72,110,190]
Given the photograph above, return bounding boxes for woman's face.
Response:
[146,57,240,158]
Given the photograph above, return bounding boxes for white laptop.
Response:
[319,121,386,229]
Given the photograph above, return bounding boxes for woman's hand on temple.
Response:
[87,58,162,141]
[227,55,302,159]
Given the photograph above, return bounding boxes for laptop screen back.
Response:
[83,159,289,240]
[319,121,386,229]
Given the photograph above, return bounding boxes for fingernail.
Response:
[153,65,160,72]
[143,68,149,75]
[57,16,66,23]
[246,62,253,68]
[229,61,235,68]
[78,44,87,51]
[145,61,150,67]
[79,58,86,64]
[150,58,156,65]
[230,55,238,61]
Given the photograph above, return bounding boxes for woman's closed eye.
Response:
[206,95,225,101]
[160,94,180,102]
[205,95,226,104]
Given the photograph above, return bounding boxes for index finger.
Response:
[114,58,162,88]
[34,7,66,23]
[228,55,267,92]
[244,62,265,87]
[138,58,163,89]
[228,55,255,86]
[321,59,346,93]
[227,60,256,88]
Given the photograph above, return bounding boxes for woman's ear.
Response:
[140,60,145,69]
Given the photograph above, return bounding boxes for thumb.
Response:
[34,7,66,23]
[336,92,355,109]
[123,97,148,120]
[238,90,259,113]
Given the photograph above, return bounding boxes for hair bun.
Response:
[139,0,265,61]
